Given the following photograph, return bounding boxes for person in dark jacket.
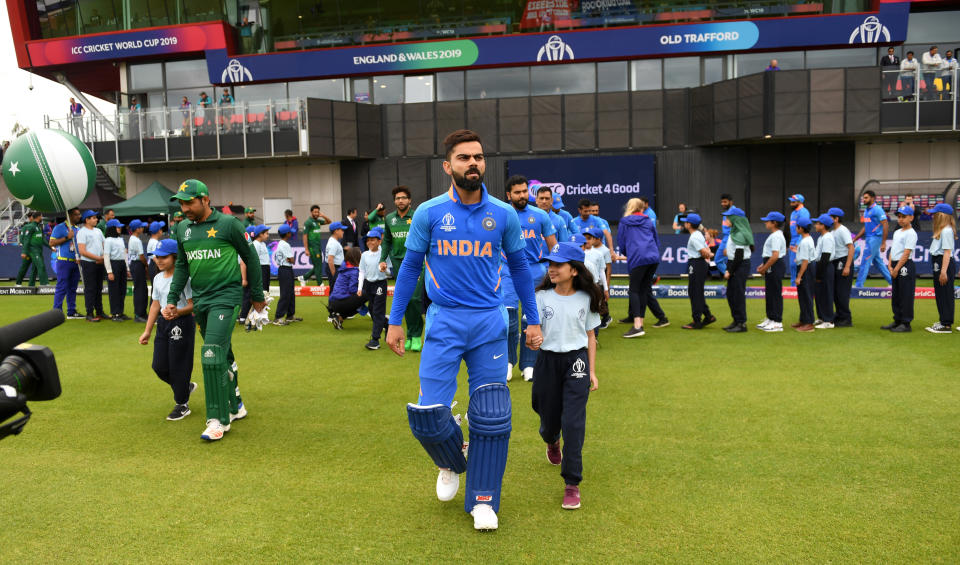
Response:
[616,198,660,338]
[722,206,754,332]
[327,246,363,329]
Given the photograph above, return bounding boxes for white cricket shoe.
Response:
[201,419,230,441]
[763,322,783,332]
[522,367,534,382]
[471,503,498,531]
[755,318,771,329]
[230,401,247,422]
[814,321,834,329]
[436,468,460,502]
[506,363,513,382]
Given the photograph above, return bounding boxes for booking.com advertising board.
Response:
[507,154,655,214]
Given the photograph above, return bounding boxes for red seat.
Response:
[279,111,291,121]
[193,117,204,127]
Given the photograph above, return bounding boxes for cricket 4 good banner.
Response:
[507,155,655,214]
[608,285,960,300]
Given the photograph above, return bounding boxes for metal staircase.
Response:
[0,198,27,245]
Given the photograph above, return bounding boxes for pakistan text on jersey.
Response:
[186,248,222,261]
[436,240,494,257]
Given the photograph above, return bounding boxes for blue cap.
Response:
[684,213,703,225]
[365,230,382,239]
[552,193,564,208]
[128,219,143,231]
[329,222,345,231]
[814,214,834,227]
[148,221,163,234]
[245,225,257,234]
[789,194,805,203]
[932,203,954,215]
[828,207,845,218]
[254,224,270,236]
[896,205,914,216]
[544,241,586,264]
[582,226,603,239]
[796,217,812,230]
[722,206,745,217]
[81,210,98,220]
[152,239,178,257]
[760,211,784,222]
[278,224,292,235]
[106,219,124,228]
[569,233,587,245]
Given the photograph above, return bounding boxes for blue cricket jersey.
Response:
[404,185,525,310]
[864,204,887,239]
[789,207,811,244]
[50,222,78,260]
[557,209,575,234]
[570,214,604,235]
[514,204,556,266]
[547,210,570,247]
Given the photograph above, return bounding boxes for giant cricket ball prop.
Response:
[1,129,95,213]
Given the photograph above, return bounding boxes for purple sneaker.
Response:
[546,441,562,465]
[562,485,581,510]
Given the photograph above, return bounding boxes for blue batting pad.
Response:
[464,383,512,513]
[407,403,467,474]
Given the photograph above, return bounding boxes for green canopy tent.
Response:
[109,181,180,217]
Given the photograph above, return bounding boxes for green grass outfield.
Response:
[1,290,958,564]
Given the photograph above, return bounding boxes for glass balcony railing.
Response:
[880,68,959,132]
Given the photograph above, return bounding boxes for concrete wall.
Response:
[125,159,342,223]
[855,140,960,190]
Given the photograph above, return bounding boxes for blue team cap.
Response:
[896,205,914,216]
[128,219,143,231]
[278,224,293,235]
[760,211,784,222]
[365,229,382,239]
[152,238,178,257]
[789,194,805,203]
[106,219,124,228]
[81,210,98,220]
[245,225,257,234]
[148,221,163,234]
[932,203,954,215]
[828,207,845,218]
[582,226,603,239]
[328,222,345,231]
[796,217,812,230]
[684,213,703,225]
[254,224,270,236]
[814,214,834,227]
[722,206,746,217]
[553,193,564,208]
[569,233,587,245]
[544,241,586,264]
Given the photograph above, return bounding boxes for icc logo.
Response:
[222,59,253,83]
[170,325,183,341]
[183,228,191,241]
[849,16,890,44]
[440,212,457,232]
[571,358,586,378]
[543,306,555,320]
[537,35,574,62]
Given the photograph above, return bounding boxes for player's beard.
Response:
[453,167,483,192]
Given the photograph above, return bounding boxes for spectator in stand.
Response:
[283,209,299,234]
[941,50,958,99]
[671,203,688,234]
[69,97,86,140]
[197,92,212,133]
[900,51,919,101]
[880,47,900,100]
[765,59,780,72]
[901,195,922,232]
[922,46,943,101]
[179,97,191,134]
[219,89,235,128]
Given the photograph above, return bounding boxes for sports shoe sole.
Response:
[925,326,952,334]
[201,424,230,441]
[166,407,191,421]
[562,500,582,510]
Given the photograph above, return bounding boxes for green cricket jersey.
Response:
[97,219,107,234]
[367,209,386,231]
[168,209,264,309]
[19,221,40,252]
[379,209,414,263]
[244,217,257,227]
[304,217,327,247]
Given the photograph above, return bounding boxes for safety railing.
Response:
[880,67,958,132]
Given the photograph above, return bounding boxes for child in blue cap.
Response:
[829,208,855,327]
[756,211,786,332]
[103,218,129,321]
[533,241,601,511]
[681,213,716,330]
[359,229,389,349]
[812,214,836,329]
[792,217,816,332]
[926,203,956,333]
[146,220,165,281]
[273,223,297,325]
[883,206,918,332]
[127,219,149,322]
[138,238,197,421]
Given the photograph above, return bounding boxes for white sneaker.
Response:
[471,503,498,531]
[506,363,513,382]
[814,321,834,329]
[755,318,771,329]
[522,367,534,382]
[813,319,822,326]
[763,322,783,332]
[201,419,230,441]
[436,468,460,501]
[925,322,952,334]
[297,275,305,286]
[230,401,247,422]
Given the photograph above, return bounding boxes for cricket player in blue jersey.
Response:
[536,185,570,244]
[553,193,575,234]
[854,189,892,287]
[506,174,557,382]
[787,194,811,286]
[388,129,543,531]
[716,194,734,275]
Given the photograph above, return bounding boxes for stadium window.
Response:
[531,63,596,96]
[663,57,700,89]
[373,76,403,104]
[437,72,465,101]
[405,76,435,104]
[129,63,164,91]
[128,0,175,28]
[630,60,662,91]
[597,62,628,93]
[288,79,347,101]
[352,78,372,103]
[703,57,724,85]
[233,83,288,102]
[79,0,121,34]
[165,60,211,89]
[467,68,531,99]
[805,48,876,69]
[734,52,803,77]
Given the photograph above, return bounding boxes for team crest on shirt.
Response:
[183,228,191,241]
[571,358,587,379]
[391,217,398,225]
[170,325,183,341]
[578,308,585,320]
[543,306,555,320]
[482,217,496,231]
[440,213,457,232]
[528,216,536,224]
